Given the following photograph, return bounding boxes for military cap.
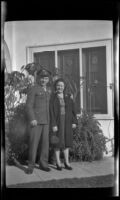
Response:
[37,68,51,77]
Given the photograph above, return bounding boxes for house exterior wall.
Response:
[4,20,113,70]
[4,20,114,154]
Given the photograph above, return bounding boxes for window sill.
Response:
[94,114,114,120]
[77,113,114,120]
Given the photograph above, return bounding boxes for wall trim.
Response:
[26,38,113,49]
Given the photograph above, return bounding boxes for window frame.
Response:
[26,39,113,119]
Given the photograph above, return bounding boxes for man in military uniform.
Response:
[26,68,51,174]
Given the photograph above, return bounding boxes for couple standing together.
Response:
[26,68,78,174]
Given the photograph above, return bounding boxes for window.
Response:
[33,49,80,112]
[34,51,55,73]
[26,39,113,119]
[82,46,107,114]
[57,49,80,112]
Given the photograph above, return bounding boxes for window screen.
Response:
[82,46,107,114]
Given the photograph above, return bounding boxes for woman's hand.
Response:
[72,124,77,129]
[31,120,38,126]
[52,126,58,132]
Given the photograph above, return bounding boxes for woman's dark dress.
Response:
[49,93,78,149]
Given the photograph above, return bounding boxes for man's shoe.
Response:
[39,165,51,172]
[25,167,34,174]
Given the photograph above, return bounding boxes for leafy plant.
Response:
[5,68,33,165]
[70,110,107,162]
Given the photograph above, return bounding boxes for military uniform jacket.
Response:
[26,84,51,125]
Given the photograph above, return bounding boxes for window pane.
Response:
[58,49,80,113]
[34,51,55,73]
[82,46,107,114]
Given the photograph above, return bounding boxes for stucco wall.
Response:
[4,20,113,71]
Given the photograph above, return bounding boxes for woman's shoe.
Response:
[64,162,72,170]
[56,163,62,171]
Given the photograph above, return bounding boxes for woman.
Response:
[49,78,78,170]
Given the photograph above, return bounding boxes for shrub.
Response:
[5,70,32,165]
[70,110,107,162]
[6,103,29,165]
[5,135,13,165]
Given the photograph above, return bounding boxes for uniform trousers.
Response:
[28,124,49,168]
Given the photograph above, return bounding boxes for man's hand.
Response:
[52,126,58,132]
[72,124,77,129]
[31,120,38,126]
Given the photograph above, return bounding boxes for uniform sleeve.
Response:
[49,95,57,127]
[26,86,36,122]
[71,99,78,125]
